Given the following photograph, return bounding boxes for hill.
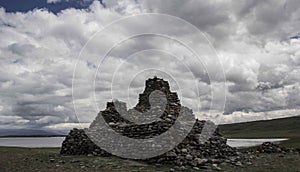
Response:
[0,129,67,137]
[218,116,300,148]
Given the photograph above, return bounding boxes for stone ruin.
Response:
[61,77,244,168]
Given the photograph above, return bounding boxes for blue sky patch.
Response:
[0,0,103,14]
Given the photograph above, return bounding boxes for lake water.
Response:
[226,138,288,148]
[0,137,288,148]
[0,137,65,147]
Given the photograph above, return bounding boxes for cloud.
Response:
[0,0,300,131]
[45,122,90,130]
[0,1,110,129]
[47,0,63,3]
[46,0,95,6]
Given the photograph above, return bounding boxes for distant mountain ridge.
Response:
[0,129,68,137]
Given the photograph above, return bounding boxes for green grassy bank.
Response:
[219,116,300,148]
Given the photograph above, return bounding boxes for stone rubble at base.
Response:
[257,142,300,153]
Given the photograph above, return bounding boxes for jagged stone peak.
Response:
[106,100,126,110]
[135,77,180,111]
[144,76,171,94]
[91,77,182,126]
[104,77,180,111]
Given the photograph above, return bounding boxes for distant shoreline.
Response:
[0,135,66,138]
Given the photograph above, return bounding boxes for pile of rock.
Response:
[61,77,244,168]
[60,128,109,156]
[257,142,299,153]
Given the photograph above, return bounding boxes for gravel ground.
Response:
[0,147,300,172]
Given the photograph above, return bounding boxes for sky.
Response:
[0,0,300,131]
